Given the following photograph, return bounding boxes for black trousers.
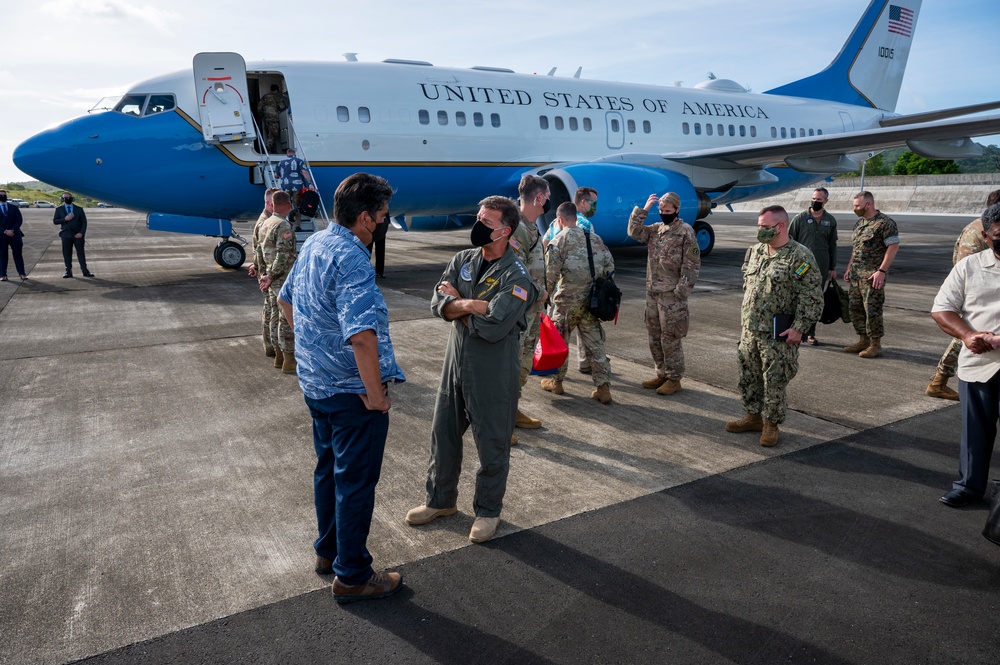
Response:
[955,369,1000,497]
[61,236,89,272]
[0,234,25,276]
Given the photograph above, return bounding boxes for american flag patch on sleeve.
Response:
[512,285,528,301]
[509,237,522,251]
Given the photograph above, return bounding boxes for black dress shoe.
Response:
[83,272,95,277]
[940,489,980,508]
[63,272,73,278]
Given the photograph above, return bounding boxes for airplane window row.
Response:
[683,122,758,138]
[113,94,177,118]
[538,117,652,134]
[336,105,503,128]
[771,126,824,139]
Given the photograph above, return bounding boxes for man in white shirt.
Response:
[931,203,1000,507]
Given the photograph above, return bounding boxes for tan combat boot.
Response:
[926,372,959,400]
[725,412,764,433]
[656,379,682,395]
[282,353,297,374]
[760,420,779,447]
[510,433,519,446]
[515,409,542,429]
[641,376,667,389]
[273,348,284,368]
[843,335,870,353]
[540,378,564,395]
[858,337,882,358]
[591,383,612,404]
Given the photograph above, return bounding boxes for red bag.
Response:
[531,313,569,375]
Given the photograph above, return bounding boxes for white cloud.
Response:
[39,0,179,34]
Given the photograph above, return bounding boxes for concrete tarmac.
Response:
[1,207,997,665]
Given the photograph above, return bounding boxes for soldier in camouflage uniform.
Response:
[259,85,288,154]
[628,191,700,396]
[542,203,615,404]
[249,188,279,357]
[842,191,900,359]
[257,191,298,374]
[510,175,549,432]
[926,189,1000,399]
[726,206,823,447]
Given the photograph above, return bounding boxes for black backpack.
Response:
[299,189,320,218]
[584,232,622,322]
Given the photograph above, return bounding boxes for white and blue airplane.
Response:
[13,0,1000,268]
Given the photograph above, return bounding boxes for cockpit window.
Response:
[114,94,147,117]
[144,95,176,116]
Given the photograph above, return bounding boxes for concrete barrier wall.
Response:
[728,173,1000,215]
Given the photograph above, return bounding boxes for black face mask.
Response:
[993,238,1000,255]
[541,199,552,215]
[810,201,824,212]
[0,195,6,203]
[470,220,497,247]
[63,197,74,204]
[660,212,678,224]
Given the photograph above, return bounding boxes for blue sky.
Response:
[1,0,997,182]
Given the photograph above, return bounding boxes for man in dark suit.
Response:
[53,192,93,278]
[0,189,27,281]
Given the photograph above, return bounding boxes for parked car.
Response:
[97,202,115,208]
[10,199,30,208]
[34,200,55,208]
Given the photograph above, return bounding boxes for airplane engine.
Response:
[538,164,714,253]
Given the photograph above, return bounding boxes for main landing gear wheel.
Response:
[692,220,715,257]
[214,241,246,269]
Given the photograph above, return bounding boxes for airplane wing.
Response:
[657,111,1000,172]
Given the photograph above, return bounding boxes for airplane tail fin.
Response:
[764,0,921,112]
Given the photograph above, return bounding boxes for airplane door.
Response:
[605,112,625,150]
[193,53,257,143]
[839,111,855,132]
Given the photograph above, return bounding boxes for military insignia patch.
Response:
[512,285,528,301]
[509,237,522,251]
[460,263,472,281]
[282,232,292,239]
[794,262,811,276]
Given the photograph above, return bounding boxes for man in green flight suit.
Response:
[406,195,538,544]
[726,205,823,447]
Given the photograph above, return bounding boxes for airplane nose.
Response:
[13,122,82,184]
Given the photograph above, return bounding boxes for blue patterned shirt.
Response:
[543,213,594,243]
[279,224,405,399]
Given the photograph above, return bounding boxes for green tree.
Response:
[892,151,960,175]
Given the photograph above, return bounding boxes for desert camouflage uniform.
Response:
[627,207,700,381]
[510,214,546,388]
[738,241,823,424]
[260,213,297,354]
[847,211,899,338]
[259,90,288,154]
[545,227,614,385]
[251,209,273,353]
[937,217,989,376]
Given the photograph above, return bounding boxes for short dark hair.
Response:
[813,187,829,199]
[334,173,393,228]
[272,190,291,206]
[982,203,1000,234]
[574,187,597,205]
[518,175,548,202]
[479,195,520,228]
[557,202,577,221]
[759,204,788,223]
[985,189,1000,208]
[855,191,875,205]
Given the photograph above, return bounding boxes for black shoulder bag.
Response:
[585,231,622,322]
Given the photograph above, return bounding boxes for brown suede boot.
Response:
[926,372,959,400]
[858,337,882,358]
[273,348,284,368]
[760,420,779,447]
[591,383,612,404]
[641,376,667,389]
[282,353,297,374]
[843,335,870,353]
[515,409,542,429]
[656,379,682,395]
[725,412,763,433]
[540,378,564,395]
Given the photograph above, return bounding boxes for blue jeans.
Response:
[305,392,388,585]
